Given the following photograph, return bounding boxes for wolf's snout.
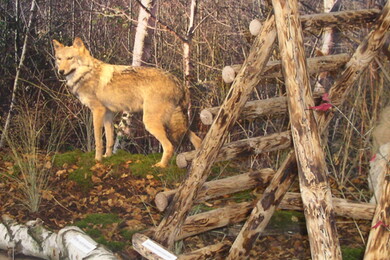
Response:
[58,69,65,75]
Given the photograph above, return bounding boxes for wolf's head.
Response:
[53,37,93,77]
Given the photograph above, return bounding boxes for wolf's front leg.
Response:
[103,111,114,157]
[92,107,106,161]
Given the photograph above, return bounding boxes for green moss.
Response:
[75,213,125,252]
[53,149,83,167]
[231,190,255,203]
[268,210,305,229]
[341,246,364,260]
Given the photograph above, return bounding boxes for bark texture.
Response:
[272,0,341,258]
[364,143,390,260]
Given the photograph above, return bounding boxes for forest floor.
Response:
[0,149,372,259]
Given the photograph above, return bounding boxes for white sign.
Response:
[69,234,97,255]
[142,239,177,260]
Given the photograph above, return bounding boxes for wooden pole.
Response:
[221,53,350,84]
[155,168,274,212]
[249,9,380,36]
[364,143,390,259]
[152,14,277,248]
[176,131,292,168]
[272,0,341,258]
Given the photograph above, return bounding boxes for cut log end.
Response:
[200,109,214,125]
[221,66,237,84]
[176,153,188,168]
[249,19,262,36]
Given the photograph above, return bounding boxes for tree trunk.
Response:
[221,53,350,83]
[227,151,297,259]
[0,0,36,148]
[132,0,155,66]
[272,0,341,258]
[0,215,117,260]
[176,131,292,168]
[155,168,274,211]
[152,15,277,249]
[364,143,390,259]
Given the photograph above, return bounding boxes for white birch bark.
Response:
[0,215,117,260]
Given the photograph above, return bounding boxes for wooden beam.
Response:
[221,53,350,84]
[155,168,274,212]
[176,131,291,168]
[364,143,390,259]
[152,15,277,248]
[272,0,341,259]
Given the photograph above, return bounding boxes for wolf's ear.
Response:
[73,37,85,49]
[52,40,63,50]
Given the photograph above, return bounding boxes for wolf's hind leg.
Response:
[143,114,174,168]
[104,110,114,157]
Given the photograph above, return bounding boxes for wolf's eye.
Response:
[67,57,74,60]
[57,57,62,61]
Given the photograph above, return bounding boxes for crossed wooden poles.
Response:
[133,1,390,259]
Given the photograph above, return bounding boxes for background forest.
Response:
[0,0,390,258]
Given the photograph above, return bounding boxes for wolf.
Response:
[52,37,202,167]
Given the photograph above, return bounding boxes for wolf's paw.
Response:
[152,162,167,168]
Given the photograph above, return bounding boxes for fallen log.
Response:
[175,193,375,241]
[222,53,350,84]
[249,9,380,36]
[155,168,274,211]
[176,131,292,168]
[0,215,117,260]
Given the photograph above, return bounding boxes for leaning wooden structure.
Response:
[133,1,390,259]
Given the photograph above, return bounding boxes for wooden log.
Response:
[200,92,326,126]
[155,168,274,212]
[132,233,177,260]
[174,193,375,241]
[250,9,380,36]
[177,241,231,260]
[364,143,390,259]
[0,215,117,260]
[273,0,341,259]
[176,131,292,168]
[221,53,350,84]
[227,150,297,259]
[153,15,277,248]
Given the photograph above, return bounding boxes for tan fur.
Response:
[53,37,201,167]
[372,106,390,154]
